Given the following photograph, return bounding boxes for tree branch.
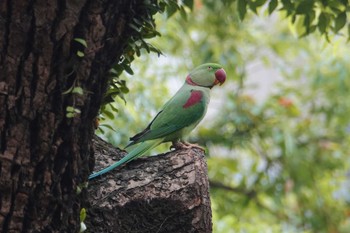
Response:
[85,136,212,233]
[209,180,257,198]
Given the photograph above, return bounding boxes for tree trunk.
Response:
[86,136,212,233]
[0,1,156,232]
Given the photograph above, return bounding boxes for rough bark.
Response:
[86,136,212,233]
[0,1,156,232]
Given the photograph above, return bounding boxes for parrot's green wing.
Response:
[127,87,208,146]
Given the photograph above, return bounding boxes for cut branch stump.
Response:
[86,137,212,233]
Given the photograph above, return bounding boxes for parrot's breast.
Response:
[183,90,203,108]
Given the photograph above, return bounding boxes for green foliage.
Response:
[80,208,87,232]
[74,38,88,57]
[216,0,350,39]
[63,83,84,118]
[62,41,86,119]
[239,0,350,39]
[66,106,81,118]
[208,72,350,231]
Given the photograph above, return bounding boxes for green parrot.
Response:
[89,63,226,179]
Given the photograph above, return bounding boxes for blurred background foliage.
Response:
[96,0,350,232]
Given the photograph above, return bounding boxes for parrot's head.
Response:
[186,63,226,88]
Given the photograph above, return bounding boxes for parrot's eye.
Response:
[208,66,212,70]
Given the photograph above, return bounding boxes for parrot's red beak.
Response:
[214,68,226,86]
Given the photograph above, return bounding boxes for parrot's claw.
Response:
[171,141,205,151]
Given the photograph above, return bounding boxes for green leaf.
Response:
[302,13,315,35]
[99,123,117,132]
[74,108,81,113]
[140,39,150,53]
[110,68,118,75]
[62,85,74,95]
[117,94,127,104]
[295,1,314,14]
[97,127,105,134]
[80,208,87,222]
[248,2,258,14]
[109,103,119,113]
[183,0,194,10]
[80,206,88,233]
[77,51,84,57]
[72,87,84,95]
[128,23,142,32]
[328,1,346,13]
[103,109,115,120]
[291,15,307,37]
[74,38,87,48]
[268,0,278,15]
[122,64,134,75]
[281,0,294,15]
[318,13,329,34]
[166,1,179,18]
[66,112,75,118]
[255,0,267,7]
[66,106,75,112]
[66,106,80,116]
[76,186,82,195]
[249,0,267,13]
[132,18,143,26]
[120,85,129,94]
[334,12,346,32]
[307,25,316,34]
[237,0,247,20]
[180,6,187,20]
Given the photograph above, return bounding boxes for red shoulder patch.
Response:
[183,90,203,108]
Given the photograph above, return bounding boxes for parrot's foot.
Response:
[171,141,205,151]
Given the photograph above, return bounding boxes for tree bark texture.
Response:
[86,136,212,233]
[0,1,155,232]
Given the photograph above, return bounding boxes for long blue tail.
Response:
[88,138,163,179]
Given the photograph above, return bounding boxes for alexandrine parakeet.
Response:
[89,63,226,179]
